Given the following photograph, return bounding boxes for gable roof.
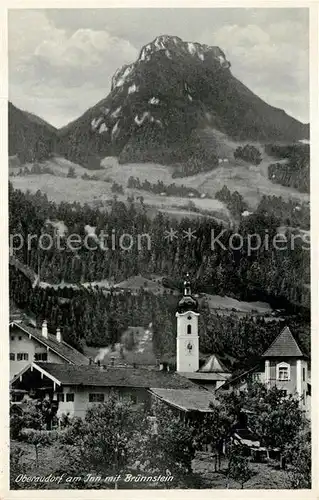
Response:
[149,388,220,412]
[199,354,230,373]
[23,363,197,389]
[10,321,89,366]
[262,326,305,358]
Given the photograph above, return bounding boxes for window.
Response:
[10,353,15,361]
[187,324,192,334]
[66,393,74,402]
[277,363,290,381]
[11,336,14,341]
[57,393,64,402]
[34,352,48,362]
[17,353,29,361]
[18,336,22,341]
[303,368,306,382]
[89,393,104,403]
[129,394,138,404]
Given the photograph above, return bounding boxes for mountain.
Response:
[9,102,57,163]
[57,35,309,168]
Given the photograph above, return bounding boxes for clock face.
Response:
[185,340,194,355]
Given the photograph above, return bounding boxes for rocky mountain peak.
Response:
[111,35,230,91]
[57,34,308,169]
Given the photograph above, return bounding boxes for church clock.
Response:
[186,340,194,355]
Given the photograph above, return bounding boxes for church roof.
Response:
[262,326,305,358]
[199,354,230,373]
[177,295,198,314]
[176,273,198,314]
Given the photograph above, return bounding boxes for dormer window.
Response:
[277,362,290,381]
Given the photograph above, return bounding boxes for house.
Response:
[217,326,311,413]
[178,354,232,391]
[10,274,228,421]
[9,320,90,379]
[10,362,203,420]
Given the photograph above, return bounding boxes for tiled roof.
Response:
[199,354,230,373]
[10,321,90,365]
[149,388,220,412]
[177,372,228,381]
[262,326,305,358]
[35,363,196,389]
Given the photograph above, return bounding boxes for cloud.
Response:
[34,28,137,70]
[201,21,309,122]
[9,10,138,125]
[8,9,309,127]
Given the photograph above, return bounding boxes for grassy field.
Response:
[10,132,309,215]
[203,294,272,315]
[11,441,291,490]
[192,452,290,489]
[10,157,232,224]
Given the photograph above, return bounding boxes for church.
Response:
[10,274,310,419]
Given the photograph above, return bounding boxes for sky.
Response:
[8,8,309,128]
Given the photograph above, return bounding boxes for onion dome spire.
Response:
[177,272,198,314]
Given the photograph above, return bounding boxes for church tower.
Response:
[176,273,199,373]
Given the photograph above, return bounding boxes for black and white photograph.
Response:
[5,5,313,492]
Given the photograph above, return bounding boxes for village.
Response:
[9,274,311,489]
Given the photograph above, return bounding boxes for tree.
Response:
[20,429,56,466]
[285,426,311,488]
[221,382,307,456]
[127,399,199,488]
[10,399,45,439]
[61,394,146,479]
[226,447,255,488]
[193,402,233,464]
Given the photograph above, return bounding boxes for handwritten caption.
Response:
[15,473,174,485]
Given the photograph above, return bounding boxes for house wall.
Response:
[267,358,297,393]
[55,385,150,420]
[266,358,308,404]
[10,326,64,379]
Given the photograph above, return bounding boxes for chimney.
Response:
[42,320,48,339]
[56,328,62,343]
